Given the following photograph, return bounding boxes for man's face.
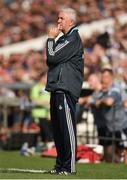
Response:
[58,11,73,34]
[88,75,100,90]
[101,71,113,90]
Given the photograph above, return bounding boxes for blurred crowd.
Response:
[0,0,127,46]
[0,0,127,162]
[0,21,127,87]
[0,50,47,83]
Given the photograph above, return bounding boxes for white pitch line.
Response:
[0,168,47,174]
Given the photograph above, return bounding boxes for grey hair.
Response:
[60,7,77,24]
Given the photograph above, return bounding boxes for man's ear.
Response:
[70,20,74,26]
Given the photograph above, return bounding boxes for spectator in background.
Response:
[79,68,127,163]
[79,73,108,148]
[0,87,16,131]
[95,68,127,163]
[30,71,53,143]
[17,89,32,133]
[93,32,111,68]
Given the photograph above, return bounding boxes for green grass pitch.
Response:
[0,151,127,179]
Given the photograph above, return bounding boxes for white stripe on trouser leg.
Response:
[64,96,75,172]
[64,95,75,173]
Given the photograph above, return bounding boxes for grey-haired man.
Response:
[45,7,84,175]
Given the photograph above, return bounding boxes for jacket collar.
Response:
[65,26,78,36]
[57,26,78,43]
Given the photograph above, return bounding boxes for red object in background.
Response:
[42,145,103,163]
[77,145,102,163]
[28,123,40,133]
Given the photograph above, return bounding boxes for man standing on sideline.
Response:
[45,7,84,175]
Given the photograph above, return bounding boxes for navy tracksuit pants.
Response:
[50,91,77,173]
